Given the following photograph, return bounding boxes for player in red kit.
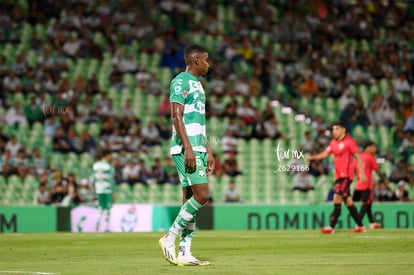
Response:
[352,141,384,229]
[306,122,367,234]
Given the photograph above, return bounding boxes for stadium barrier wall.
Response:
[212,203,414,230]
[0,206,70,233]
[2,203,413,233]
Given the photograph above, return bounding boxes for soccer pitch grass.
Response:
[1,230,413,275]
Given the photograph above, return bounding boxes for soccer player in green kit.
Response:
[159,44,215,266]
[93,150,115,232]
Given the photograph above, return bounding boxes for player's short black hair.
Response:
[332,121,348,132]
[184,44,208,57]
[97,150,111,160]
[363,140,376,149]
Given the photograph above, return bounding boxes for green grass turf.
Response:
[0,230,413,275]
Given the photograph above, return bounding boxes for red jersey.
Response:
[354,151,379,190]
[325,135,358,179]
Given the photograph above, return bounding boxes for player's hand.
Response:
[206,152,215,175]
[184,146,196,174]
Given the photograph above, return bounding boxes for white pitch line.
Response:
[354,236,401,239]
[0,272,60,275]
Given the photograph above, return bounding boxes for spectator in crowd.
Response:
[393,181,411,202]
[164,156,179,185]
[404,110,414,135]
[24,96,44,125]
[212,153,224,178]
[1,150,14,178]
[29,148,49,177]
[209,94,226,118]
[120,99,135,120]
[389,159,410,184]
[50,173,68,205]
[236,98,259,126]
[152,158,167,185]
[44,116,59,139]
[300,131,315,154]
[78,178,95,204]
[398,133,414,160]
[298,74,319,98]
[224,181,241,203]
[223,152,242,178]
[79,129,96,155]
[374,180,395,202]
[5,135,22,157]
[5,101,28,126]
[155,114,171,140]
[137,158,151,185]
[141,120,161,146]
[263,116,283,140]
[33,182,51,205]
[52,127,71,153]
[122,159,140,186]
[293,170,314,192]
[157,95,171,118]
[107,128,124,152]
[13,148,30,180]
[221,130,238,154]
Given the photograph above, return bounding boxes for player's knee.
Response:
[193,190,210,205]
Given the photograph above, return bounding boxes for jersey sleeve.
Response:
[325,140,333,154]
[170,75,189,105]
[348,138,358,155]
[370,155,379,171]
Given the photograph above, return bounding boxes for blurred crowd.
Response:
[0,0,414,204]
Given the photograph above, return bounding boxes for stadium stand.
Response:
[0,0,414,206]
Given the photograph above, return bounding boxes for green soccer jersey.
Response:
[170,72,207,154]
[92,160,115,194]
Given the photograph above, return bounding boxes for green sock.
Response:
[167,197,202,241]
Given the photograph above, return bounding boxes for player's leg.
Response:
[104,193,112,232]
[96,208,102,232]
[179,187,195,257]
[345,192,365,233]
[346,196,364,229]
[321,179,345,233]
[366,189,382,228]
[337,178,364,231]
[177,183,210,266]
[95,194,104,232]
[358,189,370,224]
[330,193,343,227]
[353,190,362,202]
[159,152,209,265]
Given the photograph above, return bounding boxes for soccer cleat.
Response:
[369,223,382,229]
[158,235,177,265]
[177,252,210,266]
[320,226,335,234]
[351,226,366,233]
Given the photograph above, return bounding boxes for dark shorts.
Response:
[353,189,373,204]
[334,177,353,198]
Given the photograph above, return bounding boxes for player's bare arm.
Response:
[206,140,215,175]
[171,102,196,173]
[306,150,329,162]
[353,153,367,183]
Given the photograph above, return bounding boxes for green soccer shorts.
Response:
[97,193,113,210]
[172,151,208,187]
